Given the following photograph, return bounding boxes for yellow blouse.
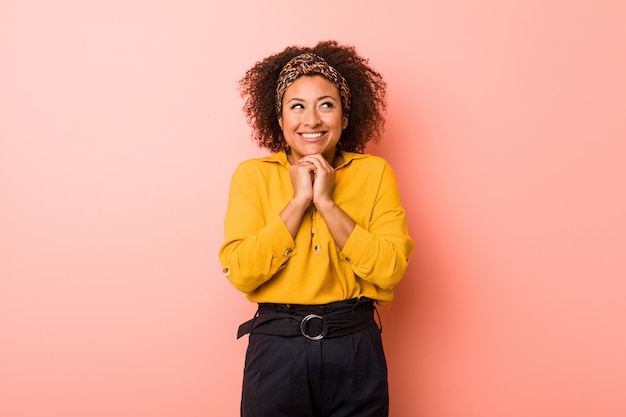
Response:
[219,151,414,305]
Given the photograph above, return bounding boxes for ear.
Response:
[278,117,283,129]
[342,116,348,129]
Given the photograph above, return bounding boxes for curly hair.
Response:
[239,40,387,154]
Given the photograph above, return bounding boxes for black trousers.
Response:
[240,301,389,417]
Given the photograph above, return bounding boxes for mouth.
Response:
[299,132,326,141]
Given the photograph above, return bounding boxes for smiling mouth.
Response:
[300,132,325,139]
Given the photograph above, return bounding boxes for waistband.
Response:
[236,297,380,340]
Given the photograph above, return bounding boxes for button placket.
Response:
[310,208,320,255]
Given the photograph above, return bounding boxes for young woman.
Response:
[219,40,414,417]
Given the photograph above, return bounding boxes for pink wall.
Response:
[1,1,625,416]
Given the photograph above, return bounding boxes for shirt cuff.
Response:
[341,224,372,265]
[266,215,298,259]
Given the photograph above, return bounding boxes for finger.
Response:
[299,156,328,171]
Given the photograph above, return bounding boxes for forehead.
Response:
[283,75,340,98]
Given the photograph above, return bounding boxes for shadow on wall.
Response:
[368,83,444,417]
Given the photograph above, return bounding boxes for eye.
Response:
[320,101,335,109]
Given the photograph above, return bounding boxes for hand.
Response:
[298,154,336,207]
[297,153,354,249]
[288,158,315,207]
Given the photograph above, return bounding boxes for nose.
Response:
[303,107,321,127]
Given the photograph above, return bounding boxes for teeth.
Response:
[301,132,323,138]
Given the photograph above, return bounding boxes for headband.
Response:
[275,53,351,117]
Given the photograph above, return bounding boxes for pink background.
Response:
[1,1,625,416]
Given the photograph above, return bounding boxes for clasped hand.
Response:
[289,154,335,208]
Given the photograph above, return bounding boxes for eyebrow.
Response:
[287,95,338,103]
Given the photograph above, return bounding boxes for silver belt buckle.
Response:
[300,314,324,340]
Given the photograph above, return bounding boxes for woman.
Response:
[219,40,414,417]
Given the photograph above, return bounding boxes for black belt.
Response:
[237,298,380,340]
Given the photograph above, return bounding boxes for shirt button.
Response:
[314,245,320,255]
[284,248,293,257]
[222,268,231,277]
[345,257,352,264]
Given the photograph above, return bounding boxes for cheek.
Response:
[279,116,298,131]
[331,115,345,130]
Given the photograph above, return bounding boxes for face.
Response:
[278,75,348,163]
